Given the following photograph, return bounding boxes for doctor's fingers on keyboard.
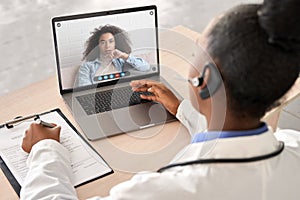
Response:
[130,80,163,91]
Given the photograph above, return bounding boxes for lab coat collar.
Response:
[191,123,268,143]
[170,127,280,164]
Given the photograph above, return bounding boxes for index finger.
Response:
[130,80,160,92]
[130,80,147,87]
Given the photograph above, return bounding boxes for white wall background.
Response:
[55,8,157,69]
[0,0,262,96]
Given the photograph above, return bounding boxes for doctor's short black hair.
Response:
[207,1,300,119]
[83,24,132,61]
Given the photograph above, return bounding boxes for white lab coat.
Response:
[20,100,300,200]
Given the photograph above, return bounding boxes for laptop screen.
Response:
[52,6,158,93]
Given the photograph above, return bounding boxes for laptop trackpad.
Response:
[80,102,172,140]
[111,102,168,132]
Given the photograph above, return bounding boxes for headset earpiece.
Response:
[199,63,222,99]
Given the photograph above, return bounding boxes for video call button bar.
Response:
[93,71,130,82]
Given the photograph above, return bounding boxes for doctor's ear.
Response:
[199,63,222,100]
[200,68,210,88]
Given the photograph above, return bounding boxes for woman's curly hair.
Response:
[83,24,132,61]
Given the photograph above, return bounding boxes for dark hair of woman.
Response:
[82,24,132,61]
[206,0,300,119]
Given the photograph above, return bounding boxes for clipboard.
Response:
[0,108,113,197]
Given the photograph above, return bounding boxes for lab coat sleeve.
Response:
[176,99,207,137]
[20,139,196,200]
[274,129,300,148]
[20,139,78,200]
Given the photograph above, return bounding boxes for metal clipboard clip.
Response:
[0,114,40,129]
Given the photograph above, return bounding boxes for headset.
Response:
[189,62,223,99]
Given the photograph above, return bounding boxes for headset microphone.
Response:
[189,76,204,87]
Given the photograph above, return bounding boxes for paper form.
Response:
[0,110,112,187]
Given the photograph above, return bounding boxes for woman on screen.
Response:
[76,24,150,86]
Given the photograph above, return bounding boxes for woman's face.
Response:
[98,32,116,56]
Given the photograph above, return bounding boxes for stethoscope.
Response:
[157,141,284,173]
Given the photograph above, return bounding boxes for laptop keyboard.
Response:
[76,86,152,115]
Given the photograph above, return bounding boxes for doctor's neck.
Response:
[207,108,262,132]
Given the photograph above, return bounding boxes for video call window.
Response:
[54,9,158,90]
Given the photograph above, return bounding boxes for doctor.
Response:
[21,0,300,199]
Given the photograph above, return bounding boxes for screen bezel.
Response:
[52,5,159,95]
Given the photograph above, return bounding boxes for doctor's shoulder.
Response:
[274,129,300,150]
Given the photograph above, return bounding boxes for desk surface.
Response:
[1,26,300,200]
[0,26,201,199]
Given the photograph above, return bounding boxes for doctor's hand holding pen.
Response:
[22,122,61,153]
[130,80,180,116]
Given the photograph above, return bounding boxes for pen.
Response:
[35,119,56,128]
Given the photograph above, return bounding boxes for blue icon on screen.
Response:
[98,76,103,81]
[104,75,108,80]
[109,74,114,79]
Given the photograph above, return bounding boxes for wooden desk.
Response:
[1,26,299,199]
[0,26,196,200]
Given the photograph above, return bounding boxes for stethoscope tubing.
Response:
[158,141,284,173]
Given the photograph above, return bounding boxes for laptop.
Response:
[52,5,182,140]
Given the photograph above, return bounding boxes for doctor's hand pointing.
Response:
[130,80,180,116]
